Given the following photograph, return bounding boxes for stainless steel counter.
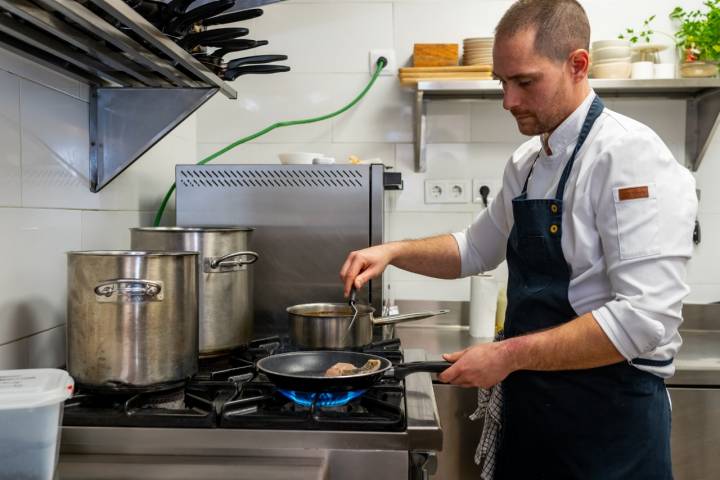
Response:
[395,300,720,386]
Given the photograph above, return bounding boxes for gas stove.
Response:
[58,340,442,480]
[63,337,407,432]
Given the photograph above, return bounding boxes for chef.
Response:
[339,0,697,477]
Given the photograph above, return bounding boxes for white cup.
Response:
[631,61,654,79]
[653,63,676,79]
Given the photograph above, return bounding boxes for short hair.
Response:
[495,0,591,62]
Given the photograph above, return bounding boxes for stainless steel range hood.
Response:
[0,0,277,192]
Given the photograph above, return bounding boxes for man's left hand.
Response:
[438,342,516,388]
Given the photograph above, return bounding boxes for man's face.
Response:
[492,28,574,136]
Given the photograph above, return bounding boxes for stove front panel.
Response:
[59,450,409,480]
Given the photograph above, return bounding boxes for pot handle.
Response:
[392,361,451,378]
[94,279,163,301]
[372,309,450,326]
[206,251,260,272]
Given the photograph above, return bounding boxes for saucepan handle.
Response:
[206,251,259,272]
[372,309,450,326]
[392,361,451,378]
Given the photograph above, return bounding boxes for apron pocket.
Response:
[517,235,552,292]
[613,184,661,260]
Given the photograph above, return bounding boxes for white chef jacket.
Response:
[452,91,698,378]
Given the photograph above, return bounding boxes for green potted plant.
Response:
[671,0,720,77]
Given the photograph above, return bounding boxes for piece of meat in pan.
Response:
[325,359,382,377]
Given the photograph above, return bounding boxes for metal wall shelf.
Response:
[0,0,245,192]
[414,78,720,173]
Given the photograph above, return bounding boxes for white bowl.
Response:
[631,61,654,79]
[592,39,631,50]
[278,152,325,165]
[592,56,632,65]
[591,61,631,79]
[591,46,632,62]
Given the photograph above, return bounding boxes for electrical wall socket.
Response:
[472,179,503,207]
[369,49,396,75]
[425,180,471,204]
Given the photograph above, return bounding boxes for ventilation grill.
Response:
[177,168,365,189]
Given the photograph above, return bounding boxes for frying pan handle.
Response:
[372,309,450,326]
[393,361,451,378]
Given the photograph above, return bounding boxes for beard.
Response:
[510,85,569,136]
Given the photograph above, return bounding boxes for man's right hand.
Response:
[340,244,396,298]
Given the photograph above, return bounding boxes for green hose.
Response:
[152,57,389,226]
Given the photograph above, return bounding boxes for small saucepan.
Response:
[288,303,449,349]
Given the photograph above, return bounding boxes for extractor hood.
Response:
[0,0,283,192]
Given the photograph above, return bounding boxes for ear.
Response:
[567,49,590,81]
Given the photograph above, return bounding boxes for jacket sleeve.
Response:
[452,156,522,277]
[589,129,697,360]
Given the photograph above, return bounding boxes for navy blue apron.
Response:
[495,96,673,480]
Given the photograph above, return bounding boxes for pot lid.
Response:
[66,250,199,256]
[131,226,254,232]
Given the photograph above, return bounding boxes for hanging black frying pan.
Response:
[163,0,236,36]
[256,351,450,393]
[223,64,290,80]
[226,54,287,69]
[179,27,250,49]
[202,8,264,26]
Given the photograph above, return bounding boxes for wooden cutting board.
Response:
[399,65,494,86]
[399,75,494,87]
[400,65,492,74]
[413,44,459,67]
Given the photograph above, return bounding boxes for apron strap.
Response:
[520,153,540,195]
[631,357,674,367]
[554,95,605,200]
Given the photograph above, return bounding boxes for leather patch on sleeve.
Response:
[618,186,649,201]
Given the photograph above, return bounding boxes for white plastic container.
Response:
[0,369,74,480]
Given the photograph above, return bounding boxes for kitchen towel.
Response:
[469,275,498,338]
[470,331,505,480]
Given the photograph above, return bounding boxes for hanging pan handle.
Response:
[206,251,259,272]
[94,279,163,302]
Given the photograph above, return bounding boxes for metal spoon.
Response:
[346,286,359,334]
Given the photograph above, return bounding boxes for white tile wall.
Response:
[0,70,21,207]
[0,208,81,345]
[0,0,716,369]
[0,45,195,369]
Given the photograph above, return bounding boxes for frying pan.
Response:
[179,27,250,49]
[202,8,264,26]
[208,39,269,57]
[256,351,450,393]
[226,54,287,69]
[164,0,236,36]
[223,64,290,80]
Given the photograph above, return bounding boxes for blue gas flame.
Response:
[278,389,367,407]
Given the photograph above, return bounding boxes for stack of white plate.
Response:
[590,39,632,79]
[463,37,494,66]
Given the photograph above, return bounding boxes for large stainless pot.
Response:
[67,251,198,391]
[130,227,258,357]
[288,303,449,349]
